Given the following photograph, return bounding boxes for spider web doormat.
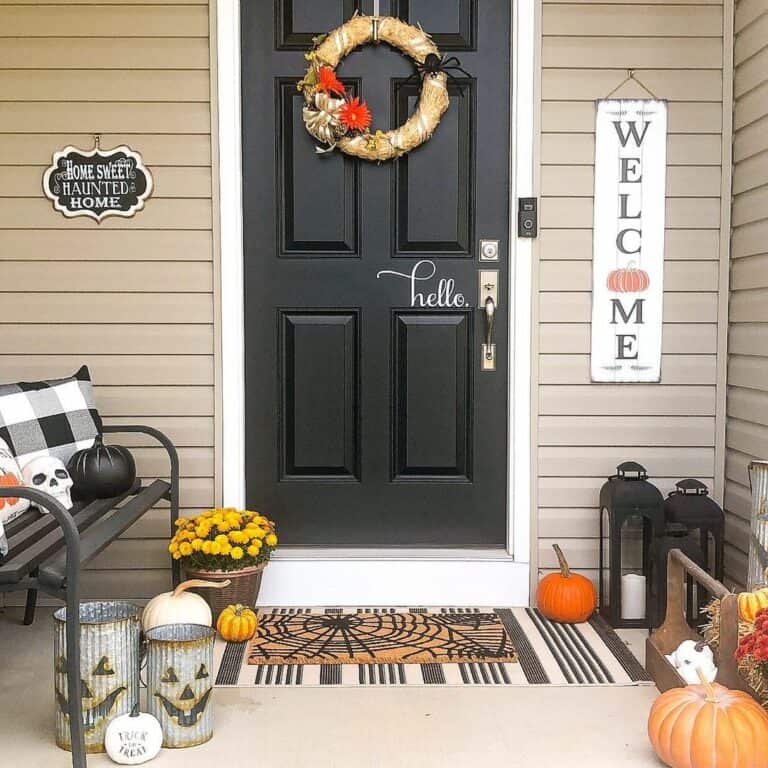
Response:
[212,607,653,688]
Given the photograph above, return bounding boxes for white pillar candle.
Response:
[621,573,647,620]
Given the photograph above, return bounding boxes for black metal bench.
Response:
[0,425,179,768]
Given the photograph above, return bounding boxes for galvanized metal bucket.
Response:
[53,601,141,753]
[747,460,768,590]
[145,623,215,748]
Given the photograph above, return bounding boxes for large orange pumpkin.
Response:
[648,670,768,768]
[536,544,597,623]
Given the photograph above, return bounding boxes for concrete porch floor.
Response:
[0,607,662,768]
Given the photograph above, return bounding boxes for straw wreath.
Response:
[299,14,450,161]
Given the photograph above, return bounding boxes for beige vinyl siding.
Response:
[0,1,215,604]
[537,0,730,587]
[724,0,768,588]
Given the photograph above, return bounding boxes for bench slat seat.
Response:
[0,483,141,584]
[38,479,170,590]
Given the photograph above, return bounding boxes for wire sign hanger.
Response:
[604,69,660,100]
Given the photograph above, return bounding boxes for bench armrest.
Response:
[101,423,180,584]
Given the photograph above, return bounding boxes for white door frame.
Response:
[215,0,535,606]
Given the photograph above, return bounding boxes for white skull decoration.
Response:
[22,456,74,511]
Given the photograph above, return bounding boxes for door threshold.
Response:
[272,548,516,562]
[260,552,530,607]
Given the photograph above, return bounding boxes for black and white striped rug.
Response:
[213,607,652,688]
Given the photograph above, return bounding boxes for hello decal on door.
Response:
[591,99,667,383]
[376,260,467,308]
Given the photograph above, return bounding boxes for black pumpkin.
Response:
[67,436,136,500]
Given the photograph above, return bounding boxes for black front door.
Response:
[242,0,511,547]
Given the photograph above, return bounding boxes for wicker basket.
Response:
[185,563,266,622]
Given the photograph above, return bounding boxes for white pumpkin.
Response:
[104,706,163,765]
[141,579,229,631]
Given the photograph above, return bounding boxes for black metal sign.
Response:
[43,142,153,222]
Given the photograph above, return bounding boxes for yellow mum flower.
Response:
[249,538,262,550]
[168,541,179,554]
[201,540,213,555]
[219,542,232,556]
[265,533,278,547]
[210,542,221,555]
[195,525,210,538]
[230,546,244,560]
[172,551,182,560]
[249,527,266,539]
[214,534,229,546]
[174,518,188,528]
[191,538,203,551]
[178,542,193,556]
[217,521,231,532]
[247,545,260,557]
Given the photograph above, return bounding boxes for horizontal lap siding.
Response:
[0,1,214,605]
[537,0,727,590]
[725,0,768,588]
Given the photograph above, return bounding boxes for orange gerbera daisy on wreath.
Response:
[316,66,346,97]
[339,97,372,132]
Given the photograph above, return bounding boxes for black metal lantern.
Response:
[663,479,725,582]
[598,461,665,628]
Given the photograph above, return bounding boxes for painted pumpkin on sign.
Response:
[0,470,20,508]
[536,544,597,623]
[606,264,650,293]
[217,604,258,642]
[648,670,768,768]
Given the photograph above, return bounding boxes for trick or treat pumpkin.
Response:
[53,602,141,753]
[648,669,768,768]
[104,706,163,765]
[145,624,216,748]
[536,544,597,623]
[68,435,136,500]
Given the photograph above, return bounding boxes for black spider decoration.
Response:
[403,53,473,94]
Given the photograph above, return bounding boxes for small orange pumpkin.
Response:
[0,470,20,509]
[648,669,768,768]
[536,544,597,623]
[216,603,258,642]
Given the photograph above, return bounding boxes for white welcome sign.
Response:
[591,99,667,382]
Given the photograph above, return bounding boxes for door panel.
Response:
[279,311,360,480]
[394,80,474,255]
[242,0,510,548]
[393,311,472,480]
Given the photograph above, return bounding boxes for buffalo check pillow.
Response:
[0,366,102,468]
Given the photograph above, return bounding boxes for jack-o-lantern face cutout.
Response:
[55,655,127,731]
[154,664,212,728]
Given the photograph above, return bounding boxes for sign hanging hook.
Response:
[93,133,101,151]
[372,0,381,43]
[604,69,659,100]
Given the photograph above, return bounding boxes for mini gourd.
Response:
[104,705,163,765]
[536,544,597,623]
[217,604,258,642]
[738,569,768,623]
[142,579,230,631]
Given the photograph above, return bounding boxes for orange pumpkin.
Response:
[536,544,597,623]
[0,470,20,509]
[607,264,650,293]
[648,670,768,768]
[216,603,258,642]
